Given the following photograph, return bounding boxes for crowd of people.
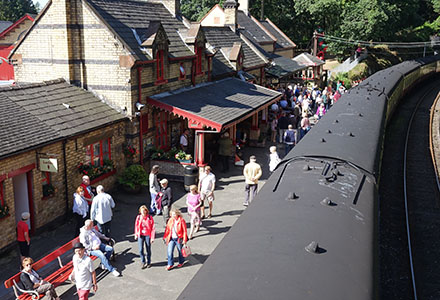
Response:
[17,80,347,299]
[268,82,346,158]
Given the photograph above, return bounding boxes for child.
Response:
[186,185,202,239]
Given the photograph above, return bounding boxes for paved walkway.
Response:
[0,144,276,300]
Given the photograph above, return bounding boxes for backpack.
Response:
[285,130,295,143]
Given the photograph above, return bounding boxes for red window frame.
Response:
[0,181,4,207]
[155,111,168,149]
[86,138,112,166]
[195,46,203,75]
[156,50,164,81]
[42,172,50,186]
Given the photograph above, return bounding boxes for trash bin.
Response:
[184,165,199,191]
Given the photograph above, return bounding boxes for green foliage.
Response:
[0,0,37,22]
[0,203,9,218]
[181,0,224,21]
[333,72,352,90]
[118,164,149,189]
[77,159,115,180]
[42,183,55,197]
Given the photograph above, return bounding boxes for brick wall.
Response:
[0,121,126,251]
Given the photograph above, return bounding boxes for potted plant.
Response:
[42,183,55,198]
[175,150,192,163]
[0,203,9,219]
[118,164,148,194]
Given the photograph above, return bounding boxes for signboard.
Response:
[40,158,58,173]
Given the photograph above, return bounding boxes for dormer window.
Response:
[156,50,164,81]
[195,46,203,75]
[237,53,243,67]
[179,63,186,80]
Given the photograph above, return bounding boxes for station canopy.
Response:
[147,78,281,131]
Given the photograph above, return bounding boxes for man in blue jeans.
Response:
[79,219,121,277]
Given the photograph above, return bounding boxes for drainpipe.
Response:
[62,140,69,219]
[137,66,143,165]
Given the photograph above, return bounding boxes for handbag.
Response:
[182,244,192,257]
[155,193,163,210]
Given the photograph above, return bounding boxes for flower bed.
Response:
[77,159,115,181]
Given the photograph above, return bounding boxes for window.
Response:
[0,181,4,207]
[156,50,164,82]
[86,138,112,166]
[195,46,203,75]
[179,63,186,80]
[41,172,54,198]
[155,111,168,149]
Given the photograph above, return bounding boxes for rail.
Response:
[403,85,440,300]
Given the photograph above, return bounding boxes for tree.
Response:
[181,0,224,21]
[0,0,37,22]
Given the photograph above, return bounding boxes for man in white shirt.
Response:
[79,220,120,277]
[180,129,189,152]
[72,242,97,300]
[90,185,115,237]
[198,166,215,219]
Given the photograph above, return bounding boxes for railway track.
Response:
[380,76,440,300]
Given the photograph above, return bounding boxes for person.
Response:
[269,146,281,173]
[186,185,202,240]
[243,155,262,206]
[73,186,89,238]
[80,175,94,206]
[270,117,278,143]
[315,103,326,120]
[72,242,97,300]
[284,124,296,155]
[198,166,215,219]
[300,113,311,140]
[149,165,161,215]
[134,205,155,269]
[90,185,115,237]
[79,220,120,277]
[17,212,30,263]
[218,132,233,172]
[277,112,289,144]
[20,257,60,300]
[159,179,172,226]
[163,208,188,271]
[180,129,189,152]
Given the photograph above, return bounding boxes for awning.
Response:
[265,54,306,78]
[147,78,282,131]
[293,52,325,67]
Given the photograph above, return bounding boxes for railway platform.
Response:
[0,143,278,300]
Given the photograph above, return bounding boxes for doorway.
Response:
[13,172,33,230]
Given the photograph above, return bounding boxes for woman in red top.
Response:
[134,205,155,269]
[163,208,188,270]
[17,212,31,262]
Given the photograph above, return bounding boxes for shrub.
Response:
[118,164,148,189]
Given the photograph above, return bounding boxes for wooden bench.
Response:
[4,235,105,300]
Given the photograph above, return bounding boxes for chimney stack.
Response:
[224,0,239,31]
[238,0,248,15]
[156,0,181,17]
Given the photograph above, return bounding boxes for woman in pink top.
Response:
[134,205,155,269]
[186,185,201,240]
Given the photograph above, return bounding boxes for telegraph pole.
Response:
[313,31,317,56]
[261,0,264,19]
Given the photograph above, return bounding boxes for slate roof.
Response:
[237,11,274,44]
[266,54,306,78]
[148,78,281,131]
[204,26,266,74]
[0,79,126,159]
[293,52,325,67]
[212,53,235,78]
[85,0,193,60]
[0,21,13,34]
[260,20,295,49]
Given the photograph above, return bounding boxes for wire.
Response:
[317,33,440,49]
